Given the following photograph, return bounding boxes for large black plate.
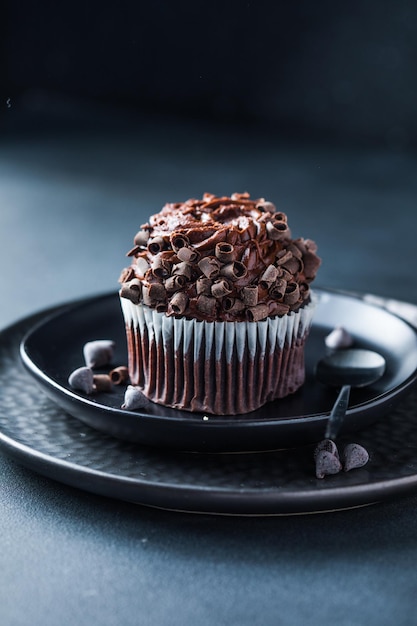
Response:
[19,289,417,452]
[1,292,417,515]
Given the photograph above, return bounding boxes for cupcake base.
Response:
[121,297,316,415]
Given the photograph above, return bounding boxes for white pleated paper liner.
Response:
[120,295,317,415]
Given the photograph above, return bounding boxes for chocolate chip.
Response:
[83,340,115,369]
[68,366,94,394]
[122,386,149,410]
[315,450,342,479]
[343,443,369,472]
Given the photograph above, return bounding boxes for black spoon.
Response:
[316,348,386,440]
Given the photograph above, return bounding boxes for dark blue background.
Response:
[2,1,417,148]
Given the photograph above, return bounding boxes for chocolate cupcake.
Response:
[119,192,321,415]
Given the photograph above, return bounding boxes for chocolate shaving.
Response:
[142,283,166,306]
[242,285,258,306]
[151,255,172,278]
[177,246,199,263]
[284,282,300,305]
[269,278,287,300]
[165,274,186,292]
[170,232,190,251]
[215,242,236,263]
[147,236,166,254]
[134,230,150,247]
[169,292,189,315]
[303,251,321,279]
[109,366,130,385]
[198,256,221,279]
[211,279,232,298]
[118,267,135,283]
[172,261,192,280]
[223,297,245,313]
[126,245,141,257]
[93,374,113,392]
[267,218,290,240]
[282,256,302,275]
[196,276,212,295]
[220,261,247,281]
[135,256,149,278]
[196,295,217,316]
[246,303,269,322]
[276,250,293,266]
[119,279,142,304]
[259,264,279,288]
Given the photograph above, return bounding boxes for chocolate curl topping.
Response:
[176,246,200,263]
[242,285,258,307]
[165,274,186,293]
[211,279,232,299]
[147,236,166,254]
[170,232,190,251]
[215,242,236,263]
[284,282,300,305]
[93,374,113,392]
[196,295,217,316]
[269,278,287,300]
[198,256,221,279]
[246,303,269,322]
[135,256,149,278]
[196,276,212,295]
[220,261,247,281]
[282,256,303,275]
[134,230,150,247]
[151,255,172,278]
[223,297,245,313]
[142,283,166,306]
[303,251,321,279]
[119,278,142,304]
[172,261,192,279]
[126,245,141,257]
[118,267,135,283]
[255,200,276,212]
[267,218,290,240]
[169,292,189,315]
[109,366,129,385]
[276,250,293,266]
[259,264,279,288]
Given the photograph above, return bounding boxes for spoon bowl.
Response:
[316,349,386,388]
[316,349,386,440]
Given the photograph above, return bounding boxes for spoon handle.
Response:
[325,384,351,440]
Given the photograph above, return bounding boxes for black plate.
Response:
[0,302,417,515]
[19,289,417,452]
[1,294,417,515]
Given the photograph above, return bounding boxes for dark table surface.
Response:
[1,112,417,626]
